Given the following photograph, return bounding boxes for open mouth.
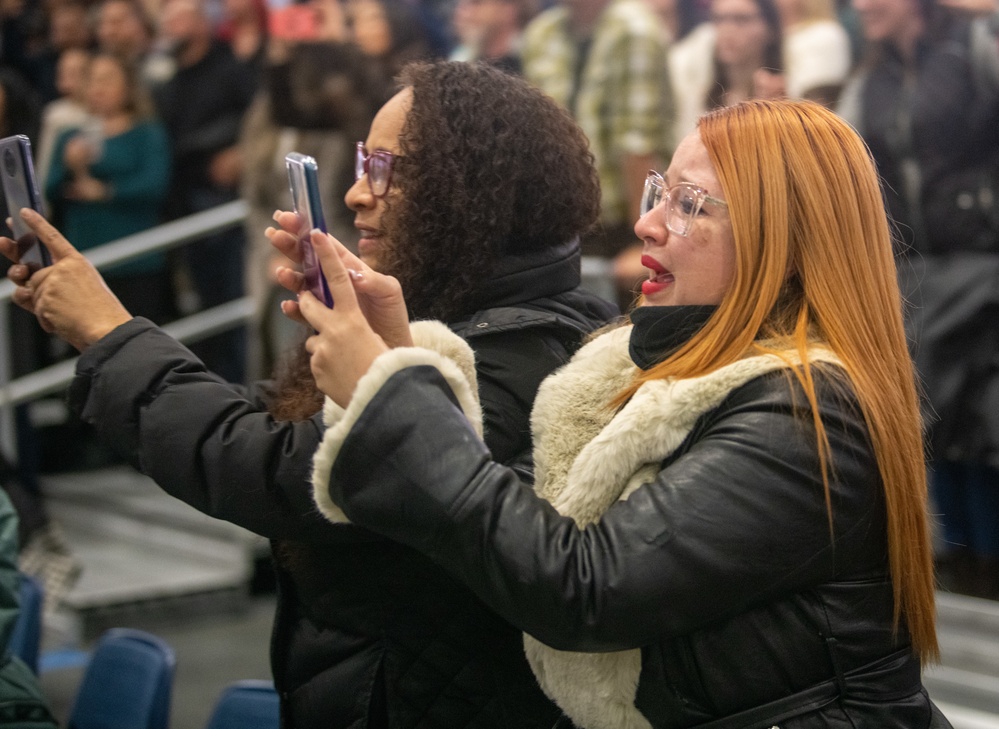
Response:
[641,254,674,296]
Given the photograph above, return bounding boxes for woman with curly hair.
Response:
[3,60,618,727]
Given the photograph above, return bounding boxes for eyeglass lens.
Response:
[355,143,393,197]
[641,174,704,237]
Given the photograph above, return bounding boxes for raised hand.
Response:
[0,208,131,351]
[294,229,392,407]
[268,212,412,349]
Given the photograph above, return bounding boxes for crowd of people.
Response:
[0,0,997,723]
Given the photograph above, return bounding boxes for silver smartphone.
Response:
[0,135,49,273]
[285,152,333,308]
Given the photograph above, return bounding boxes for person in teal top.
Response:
[45,52,173,323]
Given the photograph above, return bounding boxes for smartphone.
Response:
[285,152,333,307]
[268,5,320,41]
[0,134,49,273]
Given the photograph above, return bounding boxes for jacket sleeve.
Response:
[321,363,884,652]
[68,317,371,543]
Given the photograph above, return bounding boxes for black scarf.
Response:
[629,305,717,370]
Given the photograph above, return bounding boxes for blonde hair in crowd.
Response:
[617,100,938,662]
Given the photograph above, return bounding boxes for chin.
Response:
[357,243,380,270]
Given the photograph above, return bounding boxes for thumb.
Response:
[21,208,80,261]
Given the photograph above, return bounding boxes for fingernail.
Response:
[272,210,282,221]
[348,269,362,281]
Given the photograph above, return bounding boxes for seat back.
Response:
[9,573,44,673]
[205,680,280,729]
[67,628,176,729]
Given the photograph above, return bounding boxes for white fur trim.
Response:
[320,320,478,431]
[526,328,842,729]
[524,636,652,729]
[311,323,481,524]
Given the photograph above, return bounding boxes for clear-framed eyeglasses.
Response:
[640,170,728,237]
[355,142,397,197]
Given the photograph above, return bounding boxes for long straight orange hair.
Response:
[618,100,938,662]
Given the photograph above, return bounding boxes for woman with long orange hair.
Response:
[292,98,946,728]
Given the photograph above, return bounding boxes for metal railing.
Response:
[0,200,252,461]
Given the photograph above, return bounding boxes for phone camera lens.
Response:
[2,148,15,178]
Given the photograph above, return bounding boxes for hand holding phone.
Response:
[0,134,50,274]
[285,152,334,307]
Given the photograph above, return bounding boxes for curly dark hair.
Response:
[378,60,600,321]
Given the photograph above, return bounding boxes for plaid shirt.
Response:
[523,0,675,228]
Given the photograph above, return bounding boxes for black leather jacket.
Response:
[68,242,617,728]
[320,358,940,728]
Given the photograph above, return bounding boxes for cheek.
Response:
[685,234,737,302]
[709,239,738,300]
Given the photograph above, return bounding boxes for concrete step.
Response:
[929,592,999,723]
[36,465,266,641]
[934,702,999,729]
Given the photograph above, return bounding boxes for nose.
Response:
[634,204,668,247]
[345,176,374,212]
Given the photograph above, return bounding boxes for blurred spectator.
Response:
[669,0,784,147]
[0,0,47,77]
[410,0,459,54]
[347,0,434,76]
[0,66,39,143]
[241,0,431,378]
[0,485,60,721]
[449,0,537,72]
[153,0,257,383]
[19,0,93,105]
[96,0,155,64]
[838,0,999,599]
[643,0,711,39]
[216,0,269,74]
[776,0,851,104]
[37,47,93,220]
[521,0,674,310]
[44,52,173,323]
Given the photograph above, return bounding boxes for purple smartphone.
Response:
[0,135,50,274]
[285,152,333,307]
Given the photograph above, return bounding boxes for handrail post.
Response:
[0,301,14,464]
[0,200,250,460]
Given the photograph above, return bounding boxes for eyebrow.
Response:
[668,175,729,207]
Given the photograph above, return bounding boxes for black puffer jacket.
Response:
[68,241,618,728]
[314,325,944,729]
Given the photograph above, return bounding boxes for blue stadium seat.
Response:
[204,680,280,729]
[67,628,176,729]
[9,573,43,674]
